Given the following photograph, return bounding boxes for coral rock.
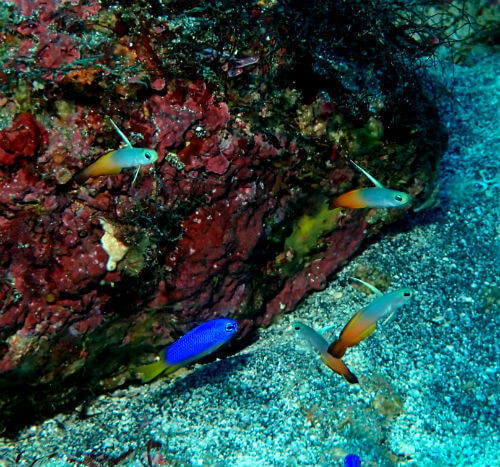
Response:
[36,33,81,69]
[0,0,448,436]
[0,113,48,165]
[206,154,230,174]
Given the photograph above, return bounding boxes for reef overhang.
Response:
[0,0,447,434]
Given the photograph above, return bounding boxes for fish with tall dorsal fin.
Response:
[327,279,413,358]
[295,279,413,382]
[333,159,412,208]
[74,118,158,184]
[292,321,359,384]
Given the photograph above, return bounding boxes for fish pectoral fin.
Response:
[131,166,141,186]
[318,323,337,334]
[381,311,395,326]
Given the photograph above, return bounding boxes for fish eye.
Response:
[225,323,236,333]
[404,291,411,297]
[294,325,300,331]
[144,152,152,160]
[395,194,403,202]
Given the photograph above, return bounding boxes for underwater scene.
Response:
[0,0,498,465]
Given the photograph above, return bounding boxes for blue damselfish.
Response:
[344,454,361,467]
[138,318,238,382]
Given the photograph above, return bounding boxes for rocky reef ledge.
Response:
[0,0,447,434]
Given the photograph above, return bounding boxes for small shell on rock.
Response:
[99,218,129,271]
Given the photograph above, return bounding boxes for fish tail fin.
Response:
[320,353,359,384]
[74,169,91,184]
[344,368,359,384]
[136,350,178,383]
[331,196,342,208]
[328,315,377,357]
[73,151,121,184]
[327,339,348,358]
[332,190,366,209]
[136,359,168,383]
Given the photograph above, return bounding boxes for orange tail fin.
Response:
[328,317,377,358]
[74,168,92,184]
[327,340,348,359]
[332,189,367,209]
[74,151,121,184]
[320,353,359,384]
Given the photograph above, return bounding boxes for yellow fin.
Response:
[136,359,167,383]
[74,151,121,184]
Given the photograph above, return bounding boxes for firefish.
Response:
[74,118,158,184]
[333,159,412,208]
[327,285,413,359]
[293,321,359,384]
[137,318,238,383]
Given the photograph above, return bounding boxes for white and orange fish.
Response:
[326,279,413,358]
[293,321,359,384]
[74,118,158,184]
[333,160,412,209]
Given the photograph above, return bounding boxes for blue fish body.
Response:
[165,318,238,365]
[137,318,238,382]
[344,454,361,467]
[110,146,158,168]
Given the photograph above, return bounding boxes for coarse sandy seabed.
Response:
[1,52,499,467]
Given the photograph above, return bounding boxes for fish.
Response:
[332,159,412,208]
[137,318,238,383]
[328,286,413,359]
[222,55,259,77]
[231,56,260,68]
[196,47,219,61]
[74,118,158,184]
[292,321,358,384]
[227,67,244,78]
[344,454,361,467]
